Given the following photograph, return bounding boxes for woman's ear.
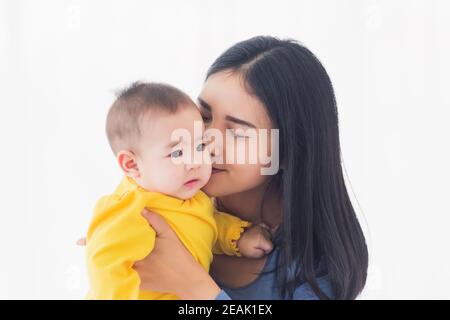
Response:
[117,150,140,178]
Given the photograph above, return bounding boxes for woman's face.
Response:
[198,70,275,197]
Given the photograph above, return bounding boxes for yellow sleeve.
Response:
[86,191,155,299]
[212,210,252,256]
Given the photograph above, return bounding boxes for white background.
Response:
[1,0,449,299]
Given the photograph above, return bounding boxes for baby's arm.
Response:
[212,210,251,256]
[213,210,273,258]
[86,193,155,299]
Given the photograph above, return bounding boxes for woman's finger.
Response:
[141,208,174,239]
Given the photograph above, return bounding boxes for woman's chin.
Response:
[201,183,215,197]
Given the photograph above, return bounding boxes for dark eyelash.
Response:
[229,128,247,138]
[201,114,212,122]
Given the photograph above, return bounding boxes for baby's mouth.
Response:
[184,178,200,188]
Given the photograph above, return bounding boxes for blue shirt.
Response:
[213,247,334,300]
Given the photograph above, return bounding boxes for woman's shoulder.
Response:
[290,252,334,300]
[292,273,334,300]
[277,250,334,300]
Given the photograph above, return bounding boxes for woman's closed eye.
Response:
[198,98,212,124]
[201,113,212,124]
[229,128,248,138]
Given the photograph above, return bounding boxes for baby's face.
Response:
[133,105,212,200]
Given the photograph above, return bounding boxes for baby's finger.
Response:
[251,248,266,259]
[259,226,273,241]
[258,238,274,254]
[258,223,278,240]
[76,237,87,246]
[258,222,270,230]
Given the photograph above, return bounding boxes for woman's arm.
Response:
[133,209,223,300]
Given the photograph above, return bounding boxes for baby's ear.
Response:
[116,150,140,178]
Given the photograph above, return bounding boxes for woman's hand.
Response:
[133,209,221,299]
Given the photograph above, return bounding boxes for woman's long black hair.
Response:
[207,36,368,300]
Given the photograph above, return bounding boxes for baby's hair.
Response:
[106,81,195,155]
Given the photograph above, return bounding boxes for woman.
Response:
[84,36,368,300]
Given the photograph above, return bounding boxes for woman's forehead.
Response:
[199,71,272,129]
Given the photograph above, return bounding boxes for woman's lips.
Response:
[211,167,226,174]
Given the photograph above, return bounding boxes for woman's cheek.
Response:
[204,163,269,197]
[229,163,269,191]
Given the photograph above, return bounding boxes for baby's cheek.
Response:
[229,163,269,190]
[140,161,175,192]
[157,165,185,190]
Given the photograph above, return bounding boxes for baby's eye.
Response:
[170,149,183,158]
[196,142,207,152]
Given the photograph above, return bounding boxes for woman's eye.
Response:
[196,143,207,152]
[201,114,212,123]
[170,150,183,158]
[230,129,246,138]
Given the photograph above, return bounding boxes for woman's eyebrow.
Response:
[225,115,256,128]
[197,97,256,128]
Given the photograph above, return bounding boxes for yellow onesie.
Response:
[85,176,250,300]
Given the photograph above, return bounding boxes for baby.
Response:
[85,82,273,299]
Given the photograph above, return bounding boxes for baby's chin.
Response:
[175,188,202,200]
[175,181,208,200]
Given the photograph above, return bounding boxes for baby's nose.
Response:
[185,161,201,170]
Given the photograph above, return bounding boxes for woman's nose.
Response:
[207,139,217,158]
[205,133,224,163]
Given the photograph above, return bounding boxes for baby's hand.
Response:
[236,224,274,258]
